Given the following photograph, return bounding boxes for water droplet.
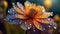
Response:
[54,26,56,29]
[33,30,35,32]
[28,27,30,29]
[49,26,51,28]
[30,24,31,25]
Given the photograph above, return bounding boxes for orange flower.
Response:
[6,1,56,31]
[12,1,56,30]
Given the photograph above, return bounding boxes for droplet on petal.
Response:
[33,30,36,32]
[54,26,56,29]
[28,27,30,29]
[49,26,51,28]
[20,21,32,30]
[8,8,16,15]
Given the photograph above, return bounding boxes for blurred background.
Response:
[0,0,60,34]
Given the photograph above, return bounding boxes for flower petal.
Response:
[34,6,53,18]
[13,3,24,15]
[20,22,28,30]
[35,18,57,31]
[36,18,51,24]
[24,1,37,15]
[17,14,27,19]
[35,12,53,18]
[17,2,25,11]
[41,12,53,18]
[33,20,40,30]
[34,6,44,18]
[20,20,32,30]
[5,14,20,24]
[24,1,31,14]
[8,8,16,14]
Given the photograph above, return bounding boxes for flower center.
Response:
[27,9,37,20]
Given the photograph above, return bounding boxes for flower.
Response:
[6,1,57,31]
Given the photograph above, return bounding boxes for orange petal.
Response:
[34,6,43,18]
[33,20,40,29]
[17,14,27,19]
[34,6,52,18]
[41,12,52,18]
[35,12,52,18]
[25,20,32,28]
[34,12,42,18]
[36,19,50,24]
[24,1,37,15]
[24,1,31,14]
[15,7,24,15]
